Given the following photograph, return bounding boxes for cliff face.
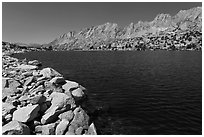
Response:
[47,7,202,50]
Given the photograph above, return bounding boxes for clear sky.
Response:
[2,2,202,44]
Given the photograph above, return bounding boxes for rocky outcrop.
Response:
[2,121,30,135]
[46,7,201,51]
[2,54,97,135]
[12,105,40,122]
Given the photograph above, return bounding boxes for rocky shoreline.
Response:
[2,52,97,135]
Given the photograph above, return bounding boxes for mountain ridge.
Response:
[45,6,202,50]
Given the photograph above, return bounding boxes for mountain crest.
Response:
[47,6,202,50]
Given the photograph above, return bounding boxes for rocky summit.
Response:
[45,7,201,51]
[2,53,97,135]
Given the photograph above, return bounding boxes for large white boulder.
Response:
[12,104,40,122]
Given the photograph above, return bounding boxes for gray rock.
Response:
[33,120,41,126]
[33,70,43,77]
[87,123,97,135]
[5,96,19,105]
[2,120,30,135]
[75,127,84,135]
[37,76,47,81]
[43,89,53,98]
[35,123,56,135]
[65,124,77,135]
[79,85,87,91]
[4,114,12,123]
[16,64,38,70]
[22,71,33,77]
[41,104,70,125]
[65,131,75,135]
[2,103,16,117]
[12,99,20,107]
[49,92,75,109]
[71,87,85,100]
[30,85,45,94]
[62,80,79,92]
[24,76,34,86]
[39,103,48,113]
[40,68,62,79]
[55,119,69,135]
[35,80,45,87]
[41,92,75,124]
[53,86,64,93]
[12,104,40,122]
[2,88,14,101]
[19,95,29,102]
[71,107,89,129]
[28,60,41,66]
[44,81,56,91]
[49,77,65,85]
[29,94,46,105]
[58,110,74,121]
[7,78,21,89]
[2,77,10,88]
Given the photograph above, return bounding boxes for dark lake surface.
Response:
[13,51,202,135]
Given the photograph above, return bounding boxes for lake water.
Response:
[13,51,202,135]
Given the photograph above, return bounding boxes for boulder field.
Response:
[2,54,97,135]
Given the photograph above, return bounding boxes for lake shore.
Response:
[2,49,97,135]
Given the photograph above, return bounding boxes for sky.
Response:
[2,2,202,44]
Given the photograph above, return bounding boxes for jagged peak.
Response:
[175,6,202,17]
[50,6,201,46]
[153,13,172,22]
[178,6,201,13]
[98,22,118,28]
[59,31,75,39]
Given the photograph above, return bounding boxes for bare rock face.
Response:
[55,119,69,135]
[58,110,74,121]
[29,94,46,105]
[2,77,10,88]
[18,95,29,102]
[49,76,65,85]
[28,60,42,66]
[4,114,13,123]
[46,7,201,51]
[75,127,83,135]
[24,76,34,86]
[65,124,77,135]
[40,68,62,79]
[41,92,75,124]
[32,70,42,77]
[71,107,89,129]
[6,78,21,89]
[30,85,45,94]
[2,120,30,135]
[22,71,33,77]
[2,103,16,117]
[35,123,56,135]
[39,102,48,113]
[71,87,85,99]
[2,88,17,102]
[41,106,63,124]
[62,80,79,92]
[49,92,76,109]
[12,104,40,122]
[16,64,38,70]
[87,123,97,135]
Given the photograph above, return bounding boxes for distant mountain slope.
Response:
[46,6,202,50]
